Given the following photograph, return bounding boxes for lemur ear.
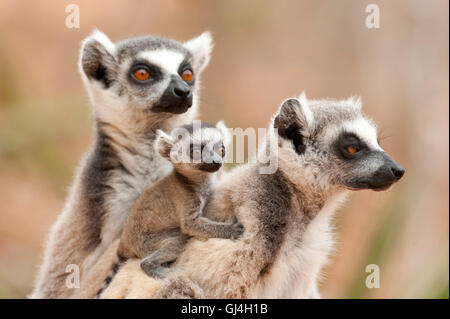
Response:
[216,120,231,148]
[298,91,308,106]
[274,98,314,135]
[155,130,174,159]
[184,31,214,73]
[79,29,117,88]
[346,96,362,110]
[273,98,314,155]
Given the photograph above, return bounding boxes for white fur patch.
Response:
[184,31,214,72]
[342,118,381,151]
[322,117,382,153]
[215,121,231,148]
[85,29,116,55]
[192,127,222,146]
[298,92,314,128]
[137,50,185,74]
[346,96,362,110]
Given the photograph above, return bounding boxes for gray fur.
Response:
[31,30,213,298]
[116,36,191,63]
[149,94,404,299]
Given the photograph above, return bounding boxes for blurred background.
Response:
[0,0,448,298]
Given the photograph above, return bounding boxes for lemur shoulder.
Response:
[95,121,243,297]
[101,93,405,299]
[31,30,214,298]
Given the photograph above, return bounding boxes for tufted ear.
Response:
[155,130,175,159]
[298,91,308,107]
[346,96,362,110]
[184,31,214,74]
[216,120,232,148]
[273,98,314,154]
[79,29,117,88]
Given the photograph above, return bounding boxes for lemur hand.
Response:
[229,217,245,239]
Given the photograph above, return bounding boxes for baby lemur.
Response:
[96,121,243,297]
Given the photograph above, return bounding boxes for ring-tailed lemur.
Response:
[100,93,405,299]
[31,30,214,298]
[95,121,243,297]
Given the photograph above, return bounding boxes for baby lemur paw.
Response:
[229,217,245,239]
[140,259,171,279]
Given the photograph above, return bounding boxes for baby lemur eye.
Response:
[133,68,150,81]
[181,69,193,83]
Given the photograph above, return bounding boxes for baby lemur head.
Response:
[79,29,213,133]
[272,93,405,193]
[155,121,231,178]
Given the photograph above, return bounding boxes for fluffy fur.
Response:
[100,93,404,298]
[31,30,213,298]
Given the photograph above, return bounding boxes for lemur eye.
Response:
[346,145,359,154]
[133,68,150,81]
[181,69,193,83]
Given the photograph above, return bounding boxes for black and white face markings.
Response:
[155,121,230,173]
[80,30,213,116]
[332,130,405,191]
[126,51,195,114]
[274,94,404,192]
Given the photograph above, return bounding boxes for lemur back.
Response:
[31,30,214,298]
[96,122,243,297]
[115,93,403,299]
[156,94,404,299]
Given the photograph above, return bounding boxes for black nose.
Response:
[391,165,405,180]
[172,84,191,99]
[370,154,405,188]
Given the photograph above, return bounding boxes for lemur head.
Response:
[155,121,231,177]
[79,30,213,132]
[272,93,405,193]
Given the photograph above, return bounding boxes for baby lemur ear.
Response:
[216,120,232,148]
[273,97,314,155]
[155,130,175,159]
[184,31,214,74]
[79,29,117,88]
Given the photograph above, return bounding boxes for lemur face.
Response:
[155,121,231,174]
[329,122,404,191]
[79,30,213,119]
[274,94,405,192]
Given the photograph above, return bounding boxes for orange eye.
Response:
[181,69,193,82]
[347,146,358,154]
[133,68,150,81]
[220,146,226,157]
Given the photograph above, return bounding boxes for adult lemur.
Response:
[95,121,243,297]
[31,30,213,298]
[100,93,405,299]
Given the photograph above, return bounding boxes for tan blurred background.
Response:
[0,0,448,298]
